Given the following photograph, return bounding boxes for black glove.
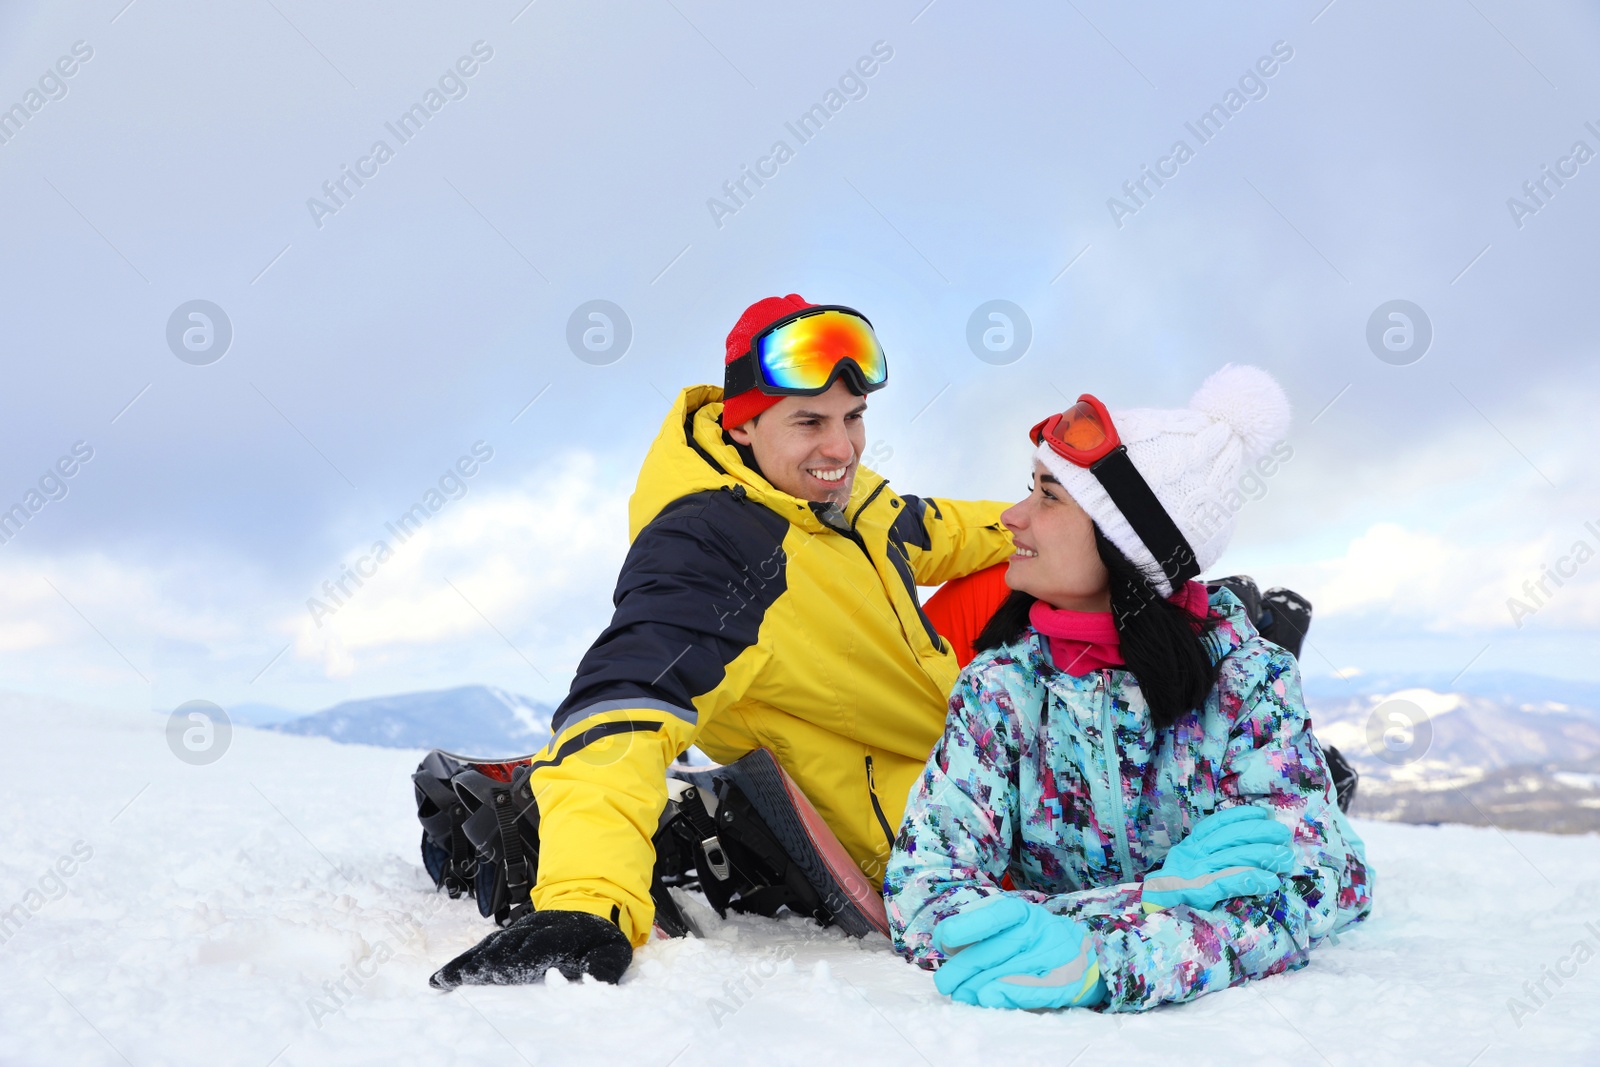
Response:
[429,909,632,990]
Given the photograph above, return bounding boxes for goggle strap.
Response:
[724,351,759,397]
[1089,447,1200,588]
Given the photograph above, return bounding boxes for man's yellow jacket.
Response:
[527,385,1012,945]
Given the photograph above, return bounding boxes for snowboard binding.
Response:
[413,746,890,939]
[413,750,541,927]
[665,748,890,938]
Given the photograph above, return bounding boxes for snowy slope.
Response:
[4,690,1599,1066]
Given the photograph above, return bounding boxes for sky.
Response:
[0,0,1596,719]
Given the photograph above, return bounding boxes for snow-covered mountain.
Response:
[1320,670,1600,711]
[254,672,1600,833]
[1305,677,1600,833]
[227,702,309,728]
[1309,687,1600,775]
[269,685,556,756]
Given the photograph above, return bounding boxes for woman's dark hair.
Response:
[973,527,1216,730]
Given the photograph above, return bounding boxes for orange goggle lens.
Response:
[755,310,886,392]
[1030,396,1119,466]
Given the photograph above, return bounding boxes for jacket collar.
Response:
[629,385,887,539]
[1032,586,1259,699]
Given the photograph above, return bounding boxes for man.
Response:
[429,294,1014,988]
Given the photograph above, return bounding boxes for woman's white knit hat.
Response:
[1033,364,1291,598]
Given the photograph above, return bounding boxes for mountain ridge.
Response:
[267,683,557,756]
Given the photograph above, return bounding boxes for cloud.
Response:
[1273,519,1600,634]
[0,549,255,652]
[0,451,632,706]
[289,451,629,680]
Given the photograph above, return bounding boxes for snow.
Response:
[4,691,1600,1066]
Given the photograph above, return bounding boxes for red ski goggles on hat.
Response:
[725,306,888,398]
[1029,394,1121,467]
[1030,393,1200,588]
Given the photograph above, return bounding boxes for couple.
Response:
[426,294,1372,1012]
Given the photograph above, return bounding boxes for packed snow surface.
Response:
[4,691,1599,1066]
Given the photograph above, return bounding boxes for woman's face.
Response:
[1001,461,1111,612]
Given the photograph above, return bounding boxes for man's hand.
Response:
[429,910,632,990]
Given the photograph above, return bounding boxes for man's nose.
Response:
[818,423,855,461]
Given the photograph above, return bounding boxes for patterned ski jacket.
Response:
[883,588,1373,1012]
[527,385,1013,946]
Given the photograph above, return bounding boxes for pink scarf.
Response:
[1028,581,1211,676]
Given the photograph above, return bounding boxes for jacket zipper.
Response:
[845,482,943,651]
[843,481,889,563]
[850,479,889,527]
[864,754,897,853]
[1098,673,1135,882]
[814,489,877,566]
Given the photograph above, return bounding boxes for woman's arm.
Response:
[884,665,1031,967]
[1085,645,1374,1011]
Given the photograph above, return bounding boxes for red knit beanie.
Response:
[721,294,816,430]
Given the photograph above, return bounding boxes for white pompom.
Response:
[1188,363,1291,460]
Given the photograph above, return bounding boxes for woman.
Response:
[884,365,1372,1012]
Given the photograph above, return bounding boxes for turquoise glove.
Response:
[931,897,1106,1010]
[1142,805,1294,913]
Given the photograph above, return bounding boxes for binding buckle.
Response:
[700,835,732,881]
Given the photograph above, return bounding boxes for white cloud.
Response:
[0,451,634,706]
[1270,518,1600,633]
[0,550,256,652]
[290,451,630,679]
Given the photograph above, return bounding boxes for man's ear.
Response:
[727,417,757,446]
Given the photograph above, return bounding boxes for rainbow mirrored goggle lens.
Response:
[753,308,887,394]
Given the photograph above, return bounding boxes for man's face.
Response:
[728,380,867,507]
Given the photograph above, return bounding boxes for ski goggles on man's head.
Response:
[1029,393,1201,589]
[725,306,888,398]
